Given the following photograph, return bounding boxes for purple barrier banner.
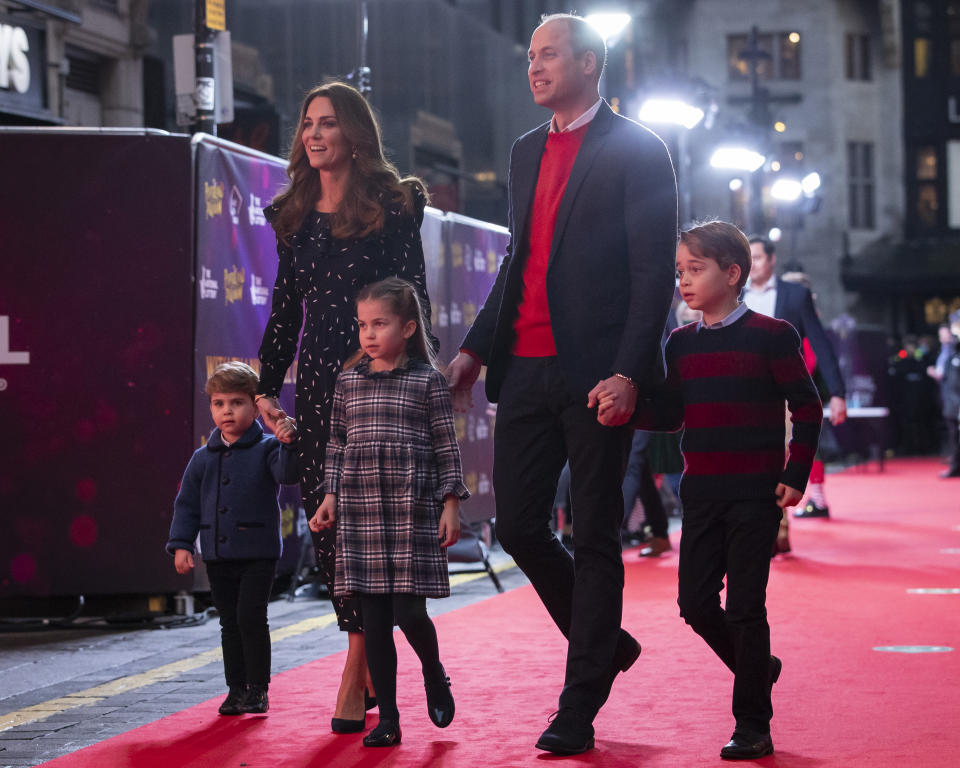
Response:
[442,214,509,524]
[193,139,307,576]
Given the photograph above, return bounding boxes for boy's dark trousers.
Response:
[492,356,634,720]
[206,558,276,687]
[677,499,781,738]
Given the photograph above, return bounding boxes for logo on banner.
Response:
[249,274,269,306]
[462,301,477,327]
[248,194,266,226]
[0,316,29,388]
[451,242,464,269]
[224,265,246,305]
[204,179,224,218]
[449,302,463,326]
[199,267,219,300]
[229,185,243,225]
[437,304,449,328]
[473,246,486,273]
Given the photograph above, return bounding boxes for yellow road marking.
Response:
[0,559,516,733]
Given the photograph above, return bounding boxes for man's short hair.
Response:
[205,361,259,401]
[682,220,752,292]
[539,13,607,80]
[748,236,776,258]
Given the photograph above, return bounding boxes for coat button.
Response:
[224,450,232,457]
[218,536,227,544]
[219,507,227,514]
[222,477,230,485]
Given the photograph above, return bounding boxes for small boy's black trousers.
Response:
[206,558,276,688]
[676,498,781,738]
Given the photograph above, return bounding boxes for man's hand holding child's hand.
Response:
[275,416,298,444]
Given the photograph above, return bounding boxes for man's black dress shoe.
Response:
[720,733,774,760]
[769,655,782,687]
[240,684,269,714]
[793,501,829,518]
[424,664,455,728]
[218,685,246,716]
[535,709,595,755]
[362,719,401,747]
[331,716,365,734]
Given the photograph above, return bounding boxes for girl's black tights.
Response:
[360,594,442,722]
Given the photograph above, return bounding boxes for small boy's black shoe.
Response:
[793,501,829,518]
[362,719,401,747]
[240,684,269,714]
[218,685,246,716]
[424,664,455,728]
[720,732,774,760]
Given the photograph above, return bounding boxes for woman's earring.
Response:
[352,147,359,160]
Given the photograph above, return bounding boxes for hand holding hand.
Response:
[308,494,337,532]
[445,352,482,412]
[587,376,638,427]
[256,395,288,434]
[174,549,195,575]
[275,416,298,444]
[775,483,803,509]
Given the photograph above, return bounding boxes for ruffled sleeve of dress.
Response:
[258,203,303,397]
[425,368,470,502]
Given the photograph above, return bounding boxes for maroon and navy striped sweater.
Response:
[632,309,822,501]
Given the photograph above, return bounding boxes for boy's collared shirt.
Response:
[743,276,778,317]
[698,302,748,331]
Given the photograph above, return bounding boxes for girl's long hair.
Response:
[270,80,426,240]
[349,277,440,371]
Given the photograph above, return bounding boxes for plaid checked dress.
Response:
[326,358,470,597]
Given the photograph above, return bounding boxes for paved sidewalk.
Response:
[0,552,525,768]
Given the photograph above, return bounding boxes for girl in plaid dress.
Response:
[310,278,469,747]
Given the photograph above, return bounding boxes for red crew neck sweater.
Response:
[512,123,589,357]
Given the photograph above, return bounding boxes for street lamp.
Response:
[585,13,631,43]
[771,178,803,202]
[638,98,705,130]
[710,146,766,172]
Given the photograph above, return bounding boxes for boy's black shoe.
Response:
[218,685,246,716]
[793,501,829,518]
[720,732,774,760]
[424,664,455,728]
[240,684,269,714]
[362,719,402,747]
[535,709,595,755]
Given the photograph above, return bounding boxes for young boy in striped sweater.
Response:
[600,221,822,760]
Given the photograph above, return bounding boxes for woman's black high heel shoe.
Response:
[331,716,365,734]
[362,719,401,747]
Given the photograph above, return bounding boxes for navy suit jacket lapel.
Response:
[773,279,786,319]
[511,124,549,272]
[548,103,614,268]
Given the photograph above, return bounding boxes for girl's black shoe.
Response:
[240,684,269,714]
[424,664,455,728]
[362,719,402,747]
[218,685,246,716]
[331,716,365,734]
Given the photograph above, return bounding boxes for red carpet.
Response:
[41,458,960,766]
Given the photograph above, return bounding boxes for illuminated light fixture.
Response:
[795,151,804,160]
[801,172,822,195]
[774,121,787,133]
[638,98,705,130]
[771,178,803,201]
[710,146,766,172]
[771,160,782,172]
[788,32,801,44]
[584,13,631,43]
[768,227,783,242]
[729,178,744,191]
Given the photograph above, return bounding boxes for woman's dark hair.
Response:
[270,80,427,240]
[354,277,439,370]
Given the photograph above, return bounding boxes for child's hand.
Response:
[275,416,298,444]
[438,498,461,548]
[309,494,337,532]
[587,376,637,427]
[174,549,195,575]
[775,483,803,509]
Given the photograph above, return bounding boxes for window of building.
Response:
[848,141,875,229]
[948,2,960,75]
[947,141,960,228]
[916,145,939,230]
[845,33,872,80]
[728,32,800,81]
[778,141,805,173]
[914,38,933,77]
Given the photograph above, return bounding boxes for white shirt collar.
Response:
[698,302,749,331]
[550,98,603,133]
[745,275,777,294]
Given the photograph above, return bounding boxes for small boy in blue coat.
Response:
[167,361,298,716]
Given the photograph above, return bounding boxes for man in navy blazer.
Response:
[744,237,847,520]
[446,13,677,755]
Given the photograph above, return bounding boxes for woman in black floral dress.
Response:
[255,81,435,728]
